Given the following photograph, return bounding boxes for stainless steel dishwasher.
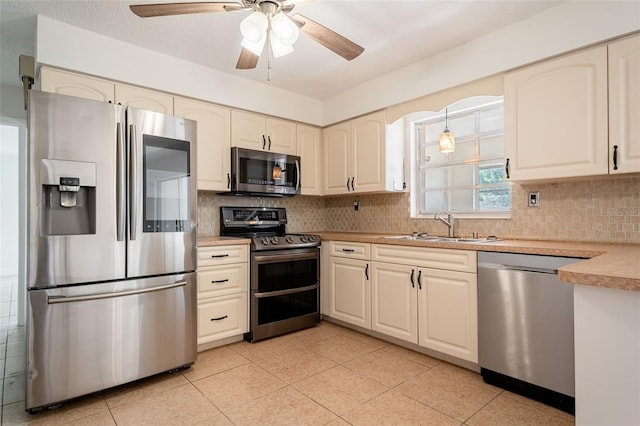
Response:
[477,251,582,415]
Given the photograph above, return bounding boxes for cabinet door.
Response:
[297,124,323,195]
[418,268,478,363]
[371,262,417,343]
[352,111,386,193]
[329,257,370,329]
[266,117,297,155]
[231,110,266,150]
[40,67,115,102]
[197,292,248,344]
[174,98,231,191]
[504,46,608,180]
[115,84,174,114]
[609,35,640,174]
[324,121,351,195]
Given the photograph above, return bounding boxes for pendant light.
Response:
[439,108,455,153]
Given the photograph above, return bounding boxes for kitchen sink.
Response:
[383,235,497,243]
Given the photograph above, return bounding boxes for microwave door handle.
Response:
[295,159,300,192]
[129,124,138,241]
[116,121,126,241]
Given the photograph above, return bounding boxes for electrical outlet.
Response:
[354,199,359,211]
[528,192,540,207]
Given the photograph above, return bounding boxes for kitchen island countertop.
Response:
[316,232,640,292]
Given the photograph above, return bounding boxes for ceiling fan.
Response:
[129,1,365,70]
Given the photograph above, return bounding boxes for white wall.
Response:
[35,2,640,126]
[35,16,323,126]
[574,285,640,425]
[323,1,640,124]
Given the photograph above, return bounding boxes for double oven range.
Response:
[220,207,320,342]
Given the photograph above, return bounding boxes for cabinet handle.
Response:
[613,145,618,170]
[341,248,355,253]
[268,136,272,150]
[410,269,415,288]
[417,270,422,290]
[211,279,229,284]
[350,177,355,191]
[505,158,510,179]
[210,315,228,321]
[227,173,231,189]
[365,264,369,280]
[346,177,351,191]
[262,135,266,150]
[211,254,230,258]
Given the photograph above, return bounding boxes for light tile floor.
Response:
[0,276,575,425]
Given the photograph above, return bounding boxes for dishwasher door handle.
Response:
[478,262,558,275]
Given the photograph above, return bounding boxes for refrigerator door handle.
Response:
[47,281,187,304]
[116,121,126,241]
[129,123,139,240]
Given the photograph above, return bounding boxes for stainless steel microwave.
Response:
[229,147,301,197]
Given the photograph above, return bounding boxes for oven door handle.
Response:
[254,283,318,299]
[252,250,318,263]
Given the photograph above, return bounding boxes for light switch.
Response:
[528,192,540,207]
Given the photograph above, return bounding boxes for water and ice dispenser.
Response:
[40,159,97,235]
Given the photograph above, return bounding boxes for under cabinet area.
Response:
[325,240,478,364]
[196,245,249,349]
[328,241,371,328]
[371,244,478,363]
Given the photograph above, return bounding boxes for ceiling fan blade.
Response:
[236,47,259,69]
[290,13,364,61]
[130,2,240,18]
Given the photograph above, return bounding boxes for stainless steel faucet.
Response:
[434,211,455,237]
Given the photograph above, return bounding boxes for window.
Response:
[412,96,510,218]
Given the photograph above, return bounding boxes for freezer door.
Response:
[28,91,125,288]
[127,108,197,277]
[26,273,197,410]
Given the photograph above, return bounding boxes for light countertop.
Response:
[316,232,640,293]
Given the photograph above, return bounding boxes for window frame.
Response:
[408,96,511,219]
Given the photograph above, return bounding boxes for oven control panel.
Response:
[252,234,320,251]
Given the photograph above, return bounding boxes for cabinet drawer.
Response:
[197,263,248,299]
[197,293,248,344]
[198,245,248,267]
[372,244,476,273]
[329,241,371,260]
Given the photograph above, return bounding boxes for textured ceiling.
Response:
[0,0,562,100]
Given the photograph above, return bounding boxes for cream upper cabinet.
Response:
[609,34,640,174]
[115,84,174,114]
[297,124,323,195]
[40,67,115,102]
[231,110,297,155]
[351,111,386,193]
[323,121,351,194]
[323,110,388,195]
[505,45,609,181]
[174,97,231,192]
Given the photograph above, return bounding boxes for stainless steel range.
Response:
[220,207,320,342]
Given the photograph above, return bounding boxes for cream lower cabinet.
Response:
[328,241,371,329]
[371,244,478,363]
[196,245,249,347]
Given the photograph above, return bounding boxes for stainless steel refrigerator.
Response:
[26,90,198,411]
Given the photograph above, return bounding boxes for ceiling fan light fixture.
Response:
[270,12,300,46]
[269,31,294,58]
[240,11,268,43]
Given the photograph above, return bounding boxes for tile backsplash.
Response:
[198,175,639,243]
